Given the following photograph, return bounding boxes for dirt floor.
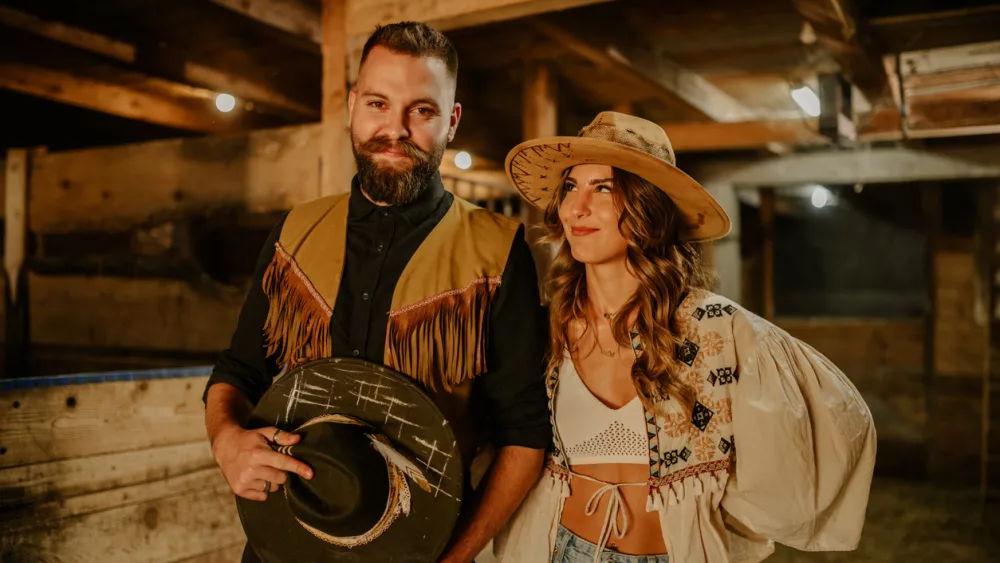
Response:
[768,479,1000,563]
[479,478,1000,563]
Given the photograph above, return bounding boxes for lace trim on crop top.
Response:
[553,357,648,466]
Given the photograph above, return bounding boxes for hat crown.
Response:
[285,421,390,537]
[578,111,677,167]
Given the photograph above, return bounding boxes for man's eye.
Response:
[369,101,385,108]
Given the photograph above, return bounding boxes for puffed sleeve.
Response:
[720,310,877,552]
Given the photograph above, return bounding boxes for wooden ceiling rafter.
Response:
[0,5,319,119]
[792,0,893,108]
[526,18,756,123]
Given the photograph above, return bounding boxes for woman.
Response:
[494,112,876,563]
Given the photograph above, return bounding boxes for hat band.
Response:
[281,414,429,549]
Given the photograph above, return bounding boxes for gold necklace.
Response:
[595,311,618,357]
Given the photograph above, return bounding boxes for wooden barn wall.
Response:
[0,374,246,561]
[930,238,987,485]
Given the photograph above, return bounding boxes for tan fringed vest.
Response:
[260,193,519,460]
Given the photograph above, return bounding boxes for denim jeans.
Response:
[550,525,670,563]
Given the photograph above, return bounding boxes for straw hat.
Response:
[504,111,731,242]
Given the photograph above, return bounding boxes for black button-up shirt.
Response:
[205,173,550,449]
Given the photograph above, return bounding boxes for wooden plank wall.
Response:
[5,123,517,378]
[929,239,987,484]
[0,374,246,562]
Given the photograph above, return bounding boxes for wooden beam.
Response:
[0,441,215,508]
[0,5,318,118]
[4,150,27,304]
[5,149,28,377]
[29,274,242,353]
[0,62,231,132]
[1,484,244,563]
[523,61,557,140]
[0,374,212,467]
[207,0,611,41]
[869,5,1000,53]
[662,119,826,151]
[208,0,321,43]
[522,61,557,224]
[346,0,611,36]
[321,0,354,196]
[29,124,322,234]
[528,19,753,122]
[792,0,891,107]
[900,40,1000,78]
[697,145,1000,187]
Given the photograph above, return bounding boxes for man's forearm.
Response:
[205,382,255,446]
[440,445,545,563]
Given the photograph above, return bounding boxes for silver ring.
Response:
[272,428,281,443]
[263,480,271,493]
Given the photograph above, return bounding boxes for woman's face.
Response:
[558,164,629,265]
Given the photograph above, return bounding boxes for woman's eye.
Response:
[596,184,613,193]
[564,183,578,192]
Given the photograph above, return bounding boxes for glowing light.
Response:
[791,86,821,117]
[454,151,472,170]
[215,93,237,113]
[810,185,830,208]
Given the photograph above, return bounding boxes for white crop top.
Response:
[554,358,649,466]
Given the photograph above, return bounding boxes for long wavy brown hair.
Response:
[543,167,714,416]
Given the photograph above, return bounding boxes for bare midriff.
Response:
[559,462,667,555]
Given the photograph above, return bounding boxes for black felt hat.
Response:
[237,358,464,563]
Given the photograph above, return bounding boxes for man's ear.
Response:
[347,90,357,127]
[448,103,462,143]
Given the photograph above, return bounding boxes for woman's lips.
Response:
[570,227,599,236]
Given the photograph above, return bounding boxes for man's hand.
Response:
[211,425,314,501]
[205,382,314,501]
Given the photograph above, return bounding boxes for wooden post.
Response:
[922,184,940,479]
[522,61,558,301]
[759,187,776,321]
[522,60,556,224]
[704,182,741,302]
[5,148,29,376]
[978,184,1000,500]
[320,0,354,197]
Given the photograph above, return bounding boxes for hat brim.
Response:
[237,358,463,563]
[505,137,731,242]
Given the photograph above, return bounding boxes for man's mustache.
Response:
[358,136,430,162]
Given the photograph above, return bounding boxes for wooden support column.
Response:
[704,183,741,302]
[759,187,776,321]
[521,60,557,225]
[522,61,558,300]
[5,148,30,376]
[978,184,1000,499]
[320,0,354,196]
[922,184,940,479]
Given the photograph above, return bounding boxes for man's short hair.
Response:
[360,21,459,79]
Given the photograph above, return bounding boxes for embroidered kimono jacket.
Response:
[493,289,877,563]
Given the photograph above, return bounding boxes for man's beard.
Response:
[352,134,446,206]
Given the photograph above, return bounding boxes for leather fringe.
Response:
[262,242,333,369]
[385,277,501,392]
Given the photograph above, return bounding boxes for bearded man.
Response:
[203,21,549,563]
